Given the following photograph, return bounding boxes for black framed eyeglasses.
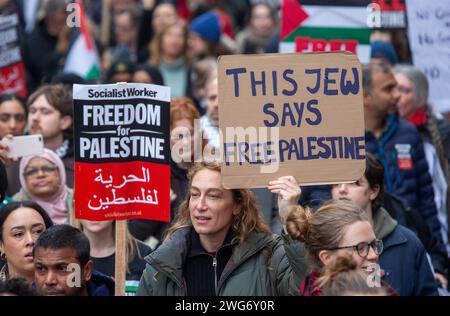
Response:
[328,239,383,258]
[23,165,58,178]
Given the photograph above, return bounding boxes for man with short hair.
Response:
[27,84,74,188]
[363,63,444,246]
[33,224,114,296]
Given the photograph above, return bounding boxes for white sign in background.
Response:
[406,0,450,115]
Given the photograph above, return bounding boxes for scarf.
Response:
[408,106,427,126]
[19,149,68,224]
[300,270,322,296]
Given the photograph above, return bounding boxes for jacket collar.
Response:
[373,207,407,249]
[145,226,191,288]
[146,226,276,289]
[365,114,399,193]
[373,207,397,240]
[188,228,236,258]
[86,270,115,296]
[217,232,278,290]
[365,114,399,142]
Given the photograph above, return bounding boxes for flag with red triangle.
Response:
[279,0,373,63]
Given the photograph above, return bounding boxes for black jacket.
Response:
[183,229,234,296]
[23,20,65,90]
[86,270,115,296]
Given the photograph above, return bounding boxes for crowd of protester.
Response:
[0,0,449,296]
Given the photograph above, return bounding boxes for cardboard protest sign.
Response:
[0,14,27,98]
[219,52,365,189]
[73,83,171,221]
[405,0,450,114]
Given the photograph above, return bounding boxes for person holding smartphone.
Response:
[26,84,74,189]
[0,94,27,196]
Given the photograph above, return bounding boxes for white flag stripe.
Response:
[301,5,369,28]
[64,35,100,78]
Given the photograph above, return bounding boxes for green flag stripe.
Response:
[284,26,371,44]
[125,285,139,292]
[85,65,101,80]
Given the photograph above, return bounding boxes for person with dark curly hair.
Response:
[0,277,40,296]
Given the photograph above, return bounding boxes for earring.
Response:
[0,252,6,260]
[0,271,6,282]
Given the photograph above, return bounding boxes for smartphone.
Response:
[2,135,44,158]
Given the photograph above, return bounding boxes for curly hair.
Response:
[318,254,388,296]
[164,161,271,243]
[0,277,40,296]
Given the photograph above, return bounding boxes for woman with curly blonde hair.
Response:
[137,161,308,296]
[319,254,389,296]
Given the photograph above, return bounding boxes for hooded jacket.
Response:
[383,192,448,276]
[136,226,308,296]
[374,207,439,296]
[365,114,442,244]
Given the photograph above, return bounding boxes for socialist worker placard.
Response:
[73,83,171,221]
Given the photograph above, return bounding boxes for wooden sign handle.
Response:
[101,0,111,48]
[115,220,127,296]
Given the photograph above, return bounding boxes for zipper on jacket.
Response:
[216,240,272,292]
[212,256,218,295]
[212,241,234,295]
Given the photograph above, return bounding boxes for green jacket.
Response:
[137,227,308,296]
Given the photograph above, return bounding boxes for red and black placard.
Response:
[0,14,27,98]
[73,83,171,222]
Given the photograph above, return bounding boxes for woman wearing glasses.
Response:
[331,153,439,296]
[285,200,386,296]
[12,149,72,224]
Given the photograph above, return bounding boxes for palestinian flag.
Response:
[280,0,373,63]
[64,0,101,80]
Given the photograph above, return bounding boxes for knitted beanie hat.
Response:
[189,11,221,44]
[370,40,398,65]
